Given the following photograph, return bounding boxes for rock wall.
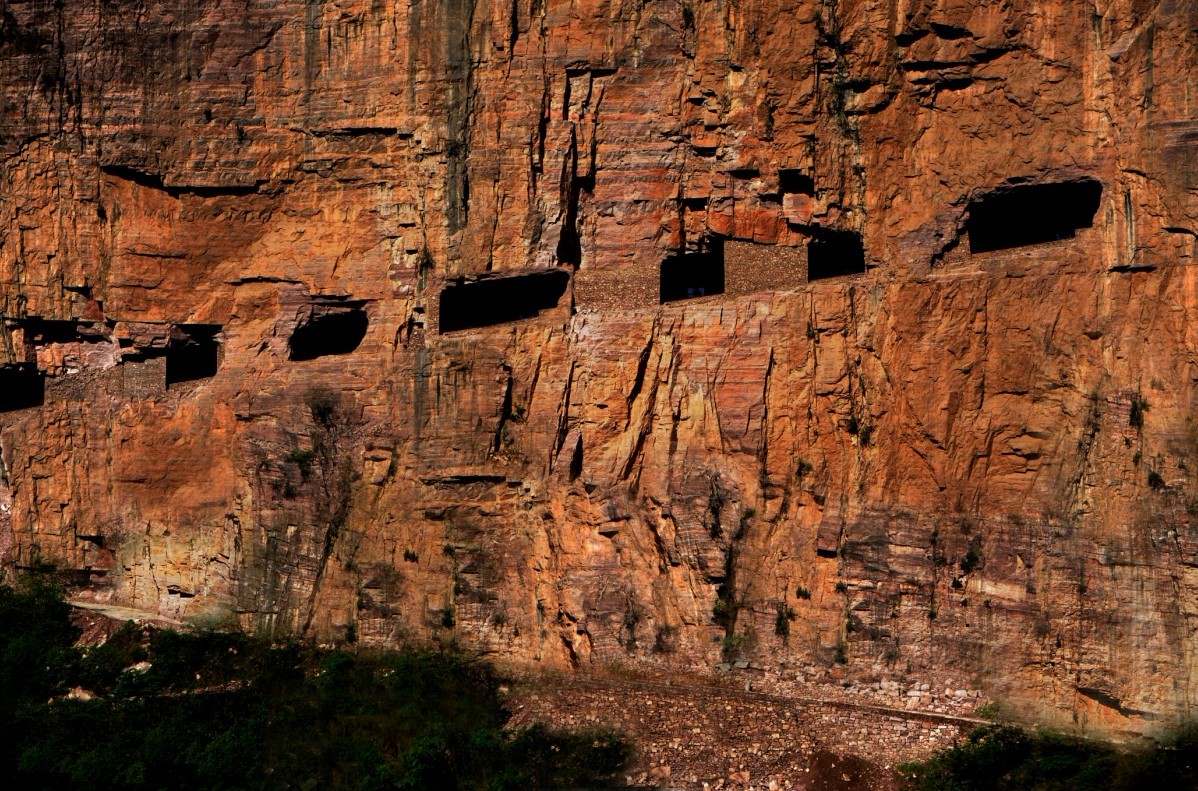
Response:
[1,0,1197,736]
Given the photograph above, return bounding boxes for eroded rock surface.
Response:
[2,0,1197,737]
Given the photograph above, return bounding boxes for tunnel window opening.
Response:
[966,179,1103,254]
[807,228,866,281]
[779,169,815,195]
[660,238,725,303]
[166,325,221,387]
[0,365,44,412]
[22,319,106,345]
[438,270,570,333]
[289,307,369,361]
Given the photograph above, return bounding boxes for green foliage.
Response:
[0,580,81,707]
[774,605,797,638]
[403,549,419,563]
[712,597,736,630]
[960,536,983,576]
[0,582,629,790]
[975,702,1001,721]
[721,633,747,660]
[897,724,1198,791]
[833,642,847,665]
[795,585,812,600]
[285,448,317,481]
[306,388,341,428]
[1148,469,1166,490]
[1129,395,1149,430]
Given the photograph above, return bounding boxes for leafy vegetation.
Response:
[959,536,983,575]
[1129,395,1149,430]
[0,580,629,790]
[285,448,316,481]
[774,605,796,638]
[898,724,1198,791]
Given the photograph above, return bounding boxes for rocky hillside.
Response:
[1,0,1196,737]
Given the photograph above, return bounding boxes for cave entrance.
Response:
[0,365,44,412]
[807,228,866,281]
[966,179,1103,254]
[289,306,369,361]
[166,325,221,387]
[438,270,570,333]
[660,238,725,303]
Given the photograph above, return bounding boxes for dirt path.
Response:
[69,599,184,626]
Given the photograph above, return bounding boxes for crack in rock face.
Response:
[0,0,1195,748]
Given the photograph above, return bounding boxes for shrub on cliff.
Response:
[897,724,1198,791]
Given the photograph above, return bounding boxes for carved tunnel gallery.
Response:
[0,364,44,412]
[289,307,369,361]
[966,178,1103,253]
[166,325,222,386]
[660,238,726,303]
[438,270,571,333]
[807,228,866,281]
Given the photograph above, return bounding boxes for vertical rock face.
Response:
[1,0,1196,734]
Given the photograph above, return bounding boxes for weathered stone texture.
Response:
[1,0,1197,737]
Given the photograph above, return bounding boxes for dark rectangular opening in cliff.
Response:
[660,239,725,303]
[289,306,369,360]
[21,318,107,346]
[967,179,1103,253]
[779,169,815,195]
[166,325,221,387]
[0,365,44,412]
[438,270,570,333]
[807,228,866,281]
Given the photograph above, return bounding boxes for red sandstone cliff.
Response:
[1,0,1196,737]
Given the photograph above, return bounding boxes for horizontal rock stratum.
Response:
[1,0,1196,737]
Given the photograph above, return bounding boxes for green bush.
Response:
[285,448,317,481]
[897,724,1198,791]
[960,536,983,575]
[1129,395,1149,430]
[0,582,630,790]
[774,605,796,638]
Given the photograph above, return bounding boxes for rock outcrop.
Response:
[2,0,1197,737]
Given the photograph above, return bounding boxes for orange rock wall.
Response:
[1,0,1197,735]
